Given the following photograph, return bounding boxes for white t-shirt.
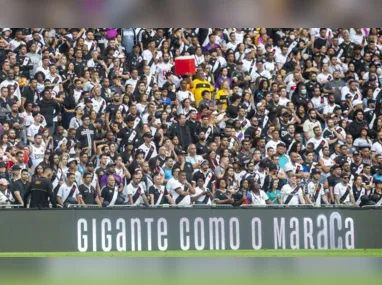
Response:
[30,144,45,171]
[307,137,329,151]
[284,162,304,174]
[371,141,382,155]
[249,190,269,205]
[334,182,351,203]
[265,140,282,156]
[281,184,304,205]
[27,124,44,139]
[192,186,211,205]
[138,142,158,161]
[177,90,195,102]
[156,62,173,88]
[57,183,79,202]
[142,49,159,76]
[125,182,145,205]
[305,181,326,206]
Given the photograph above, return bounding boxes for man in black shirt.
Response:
[313,28,328,52]
[72,49,87,77]
[16,45,33,79]
[0,61,10,84]
[100,174,124,207]
[226,94,241,118]
[173,150,193,183]
[75,114,95,156]
[195,132,209,158]
[78,172,101,206]
[327,164,342,203]
[38,89,61,135]
[117,115,141,150]
[11,169,30,206]
[334,145,350,166]
[23,168,57,208]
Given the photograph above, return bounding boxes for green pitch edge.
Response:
[0,249,381,257]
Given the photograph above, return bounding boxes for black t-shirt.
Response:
[148,185,169,205]
[100,185,119,203]
[75,125,95,149]
[79,184,98,205]
[327,175,341,189]
[11,179,30,203]
[195,142,209,157]
[105,103,121,121]
[193,170,216,190]
[173,161,193,183]
[226,105,239,118]
[350,162,364,175]
[214,189,230,201]
[334,155,347,166]
[314,38,327,50]
[72,59,87,77]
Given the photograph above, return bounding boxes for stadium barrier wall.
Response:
[1,208,381,252]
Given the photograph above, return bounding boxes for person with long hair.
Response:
[254,79,270,102]
[207,150,219,171]
[32,164,45,181]
[213,178,234,205]
[215,80,231,110]
[266,178,282,204]
[223,165,239,192]
[288,141,303,156]
[214,67,232,90]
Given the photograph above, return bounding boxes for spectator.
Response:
[0,27,381,210]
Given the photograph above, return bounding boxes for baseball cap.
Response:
[86,161,94,167]
[68,158,78,165]
[256,102,263,108]
[95,118,104,125]
[85,98,92,104]
[353,151,360,156]
[176,150,187,155]
[311,168,321,175]
[332,164,341,170]
[0,178,9,185]
[107,162,116,168]
[245,49,252,54]
[2,28,11,33]
[11,165,21,171]
[125,115,135,122]
[282,111,291,117]
[352,99,363,106]
[136,149,145,155]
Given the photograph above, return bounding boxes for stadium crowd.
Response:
[0,28,381,208]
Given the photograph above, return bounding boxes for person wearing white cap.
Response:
[242,48,256,73]
[0,178,14,205]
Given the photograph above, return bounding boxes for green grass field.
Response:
[0,249,381,257]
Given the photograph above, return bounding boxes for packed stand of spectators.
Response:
[0,28,381,208]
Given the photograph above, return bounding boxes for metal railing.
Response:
[49,204,382,209]
[0,204,23,209]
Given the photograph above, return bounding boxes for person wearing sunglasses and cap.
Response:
[334,172,355,205]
